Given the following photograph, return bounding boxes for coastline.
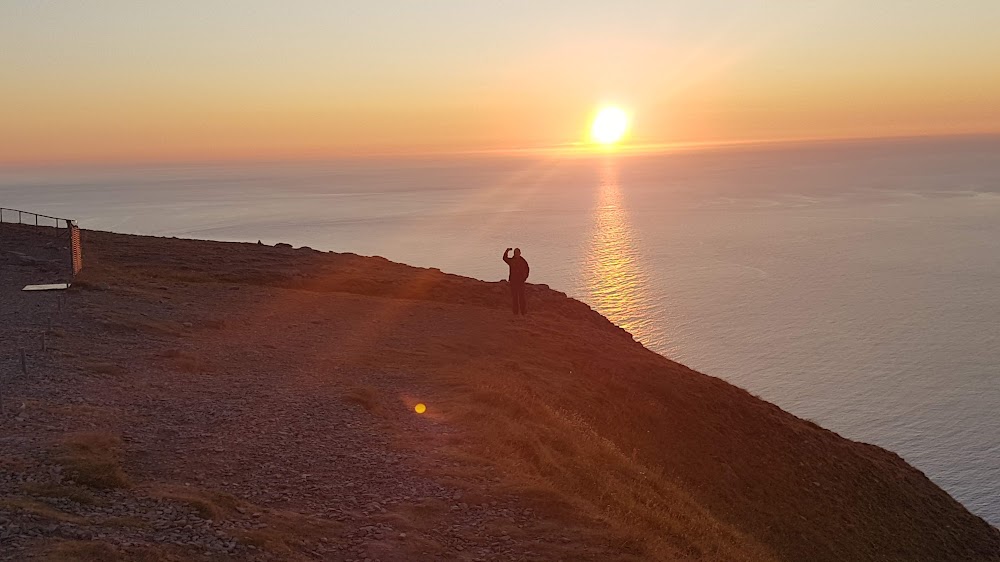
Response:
[1,223,998,561]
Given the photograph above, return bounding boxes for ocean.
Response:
[3,135,998,525]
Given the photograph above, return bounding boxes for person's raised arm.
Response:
[502,247,512,263]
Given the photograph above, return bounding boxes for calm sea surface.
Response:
[3,135,998,525]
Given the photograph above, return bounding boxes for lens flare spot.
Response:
[414,403,427,414]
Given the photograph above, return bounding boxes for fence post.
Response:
[70,222,83,276]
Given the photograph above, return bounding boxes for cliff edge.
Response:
[1,224,997,561]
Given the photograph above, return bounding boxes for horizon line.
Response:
[2,130,999,169]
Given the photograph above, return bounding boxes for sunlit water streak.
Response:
[581,160,659,343]
[2,135,999,525]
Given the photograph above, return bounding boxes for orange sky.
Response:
[2,2,999,163]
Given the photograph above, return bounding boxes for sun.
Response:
[591,106,628,145]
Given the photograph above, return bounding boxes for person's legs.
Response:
[510,283,520,315]
[517,284,527,315]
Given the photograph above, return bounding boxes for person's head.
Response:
[513,247,521,257]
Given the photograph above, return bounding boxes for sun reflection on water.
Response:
[582,159,658,346]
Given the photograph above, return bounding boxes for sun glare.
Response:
[591,107,628,145]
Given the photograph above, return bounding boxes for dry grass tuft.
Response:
[22,483,100,506]
[0,498,89,524]
[38,541,121,562]
[344,385,382,414]
[101,516,150,529]
[233,509,341,556]
[148,484,249,520]
[36,541,179,562]
[57,432,129,489]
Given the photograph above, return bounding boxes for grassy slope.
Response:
[78,229,1000,561]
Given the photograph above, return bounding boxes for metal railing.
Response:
[0,207,75,229]
[0,207,82,275]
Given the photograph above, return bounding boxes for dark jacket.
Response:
[503,254,530,284]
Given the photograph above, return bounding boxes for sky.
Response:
[2,1,1000,163]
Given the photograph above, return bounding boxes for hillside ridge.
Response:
[1,223,997,561]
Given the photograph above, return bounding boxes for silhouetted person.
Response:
[502,247,529,315]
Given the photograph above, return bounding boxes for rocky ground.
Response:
[3,223,998,562]
[0,224,625,561]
